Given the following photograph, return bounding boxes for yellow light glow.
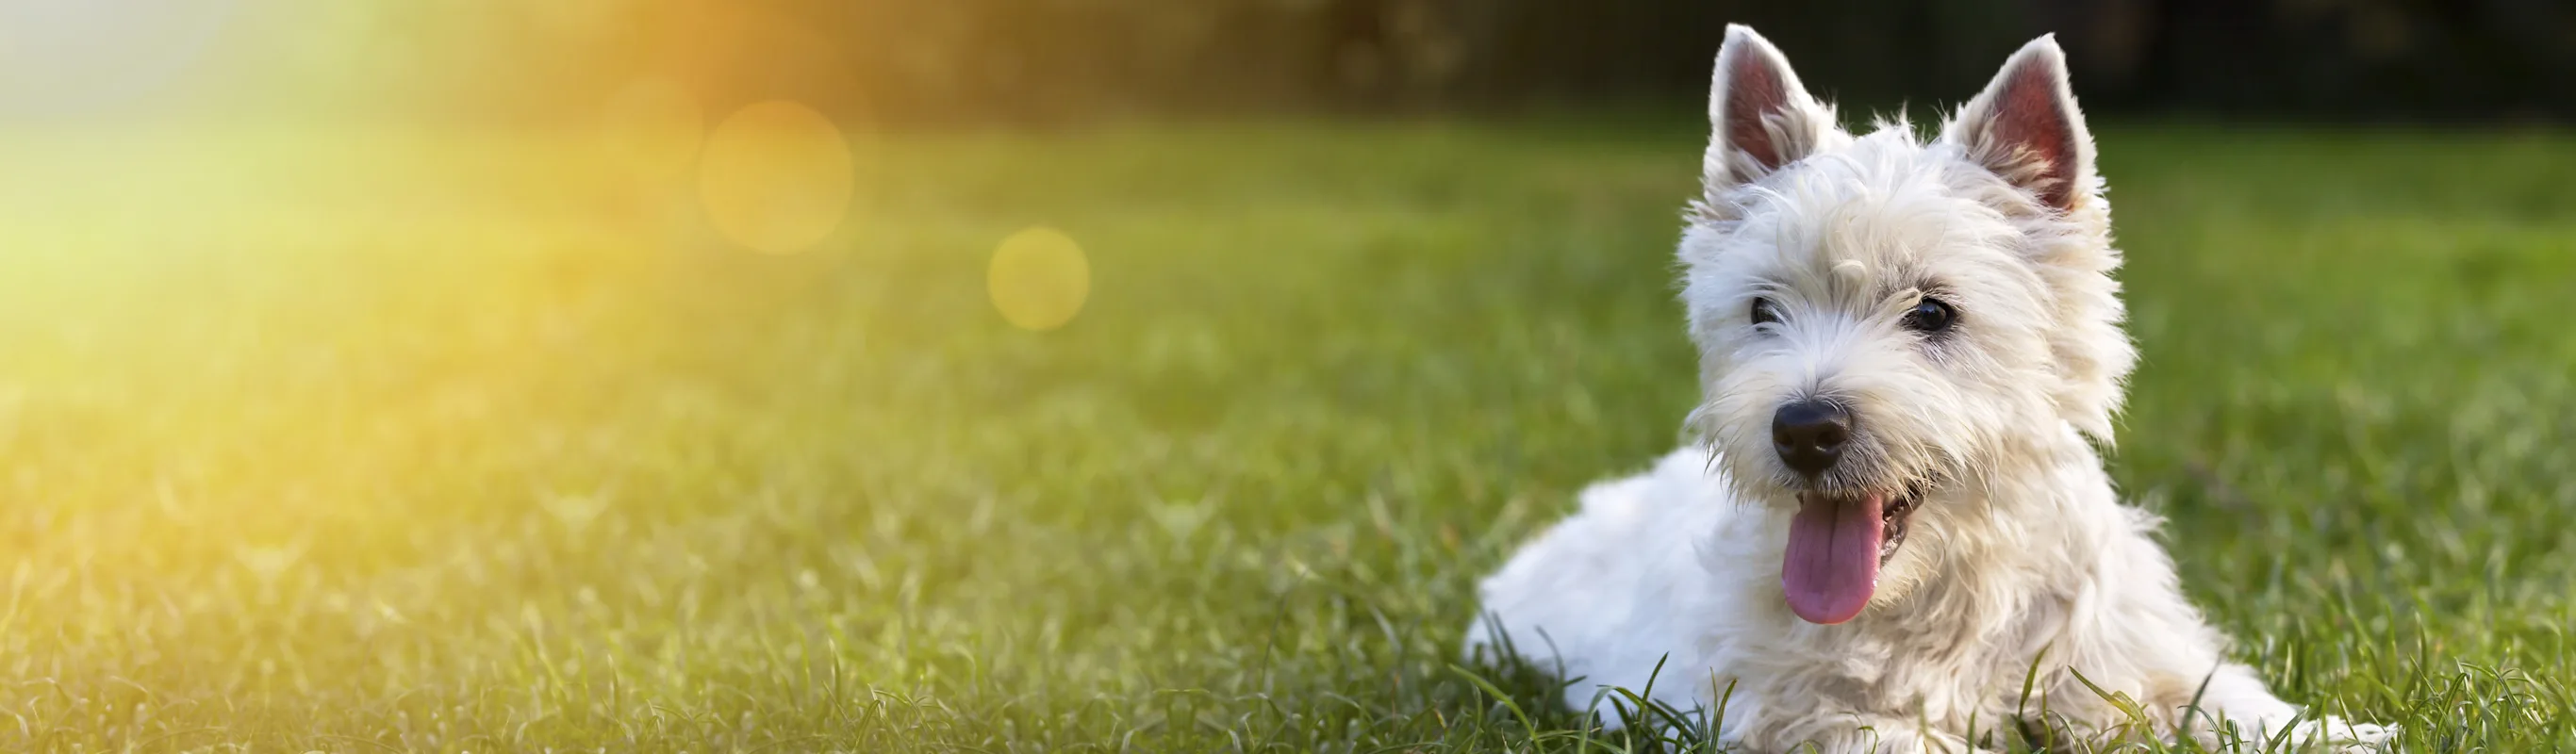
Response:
[698,100,852,254]
[0,0,233,115]
[601,77,703,184]
[988,227,1092,331]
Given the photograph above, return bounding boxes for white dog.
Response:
[1466,25,2387,752]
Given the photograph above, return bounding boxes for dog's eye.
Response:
[1750,298,1782,326]
[1902,298,1957,333]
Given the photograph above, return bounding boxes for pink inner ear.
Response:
[1723,51,1792,181]
[1986,60,2079,209]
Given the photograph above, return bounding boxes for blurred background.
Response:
[25,0,2575,125]
[3,0,2572,750]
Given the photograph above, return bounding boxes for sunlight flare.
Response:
[988,227,1092,331]
[698,100,851,254]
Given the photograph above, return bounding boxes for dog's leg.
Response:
[2175,664,2392,752]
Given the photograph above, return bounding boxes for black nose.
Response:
[1772,400,1851,477]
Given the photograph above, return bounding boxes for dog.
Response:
[1464,25,2388,752]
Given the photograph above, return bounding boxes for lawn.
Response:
[0,118,2568,751]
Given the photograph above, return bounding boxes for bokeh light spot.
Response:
[988,227,1092,331]
[601,78,703,183]
[698,100,851,254]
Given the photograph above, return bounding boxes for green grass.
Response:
[0,119,2568,751]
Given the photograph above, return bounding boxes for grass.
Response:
[0,117,2568,751]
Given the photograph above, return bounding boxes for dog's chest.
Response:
[1748,607,2059,721]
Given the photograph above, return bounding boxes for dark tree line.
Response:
[445,0,2576,125]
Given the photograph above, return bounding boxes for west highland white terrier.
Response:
[1466,25,2388,752]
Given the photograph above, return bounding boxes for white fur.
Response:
[1466,26,2387,752]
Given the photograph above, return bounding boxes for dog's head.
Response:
[1678,26,2135,625]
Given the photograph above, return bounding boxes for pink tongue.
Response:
[1782,493,1885,625]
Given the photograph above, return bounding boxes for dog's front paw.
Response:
[2230,717,2394,752]
[2308,719,2395,752]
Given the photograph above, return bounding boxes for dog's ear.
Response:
[1703,25,1833,197]
[1943,35,2096,212]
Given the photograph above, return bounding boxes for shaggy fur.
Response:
[1465,26,2387,752]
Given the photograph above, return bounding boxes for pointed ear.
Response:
[1943,35,2096,212]
[1704,25,1833,197]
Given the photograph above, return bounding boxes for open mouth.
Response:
[1780,484,1926,625]
[1875,485,1923,564]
